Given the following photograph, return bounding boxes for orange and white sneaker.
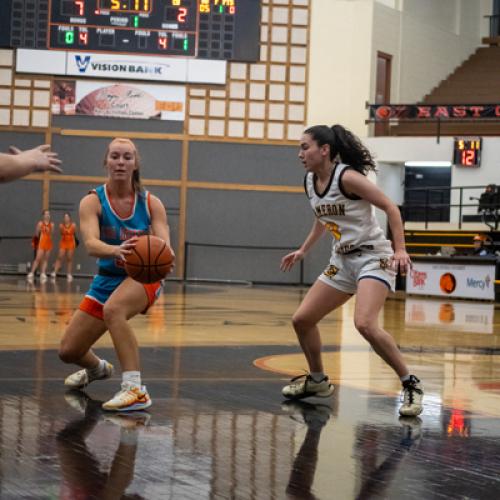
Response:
[102,382,152,412]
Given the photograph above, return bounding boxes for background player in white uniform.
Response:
[280,124,423,417]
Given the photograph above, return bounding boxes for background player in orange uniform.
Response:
[27,209,54,282]
[51,212,78,281]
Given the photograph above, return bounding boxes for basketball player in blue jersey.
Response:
[59,138,174,412]
[280,124,423,417]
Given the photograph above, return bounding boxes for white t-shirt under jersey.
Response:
[304,163,392,254]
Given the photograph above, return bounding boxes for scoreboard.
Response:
[0,0,261,61]
[453,137,482,167]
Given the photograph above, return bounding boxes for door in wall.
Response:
[375,52,392,137]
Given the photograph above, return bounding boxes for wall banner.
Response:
[368,104,500,121]
[52,79,185,121]
[17,49,227,84]
[406,261,495,300]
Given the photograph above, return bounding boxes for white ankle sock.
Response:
[310,372,326,383]
[400,374,411,383]
[122,371,141,388]
[87,359,106,377]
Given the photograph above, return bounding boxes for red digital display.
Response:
[453,138,481,167]
[158,35,168,49]
[178,7,187,22]
[75,1,85,16]
[79,31,88,45]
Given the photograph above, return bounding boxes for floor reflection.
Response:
[1,377,500,499]
[355,417,422,500]
[57,391,145,500]
[283,401,333,500]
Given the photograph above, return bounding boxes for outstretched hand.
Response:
[9,144,62,174]
[280,249,305,272]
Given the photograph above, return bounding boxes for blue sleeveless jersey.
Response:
[95,184,151,275]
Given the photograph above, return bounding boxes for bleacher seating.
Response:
[404,229,499,256]
[391,46,500,136]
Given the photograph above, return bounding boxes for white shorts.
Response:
[317,247,396,294]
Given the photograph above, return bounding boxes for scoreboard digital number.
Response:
[453,138,482,167]
[1,0,260,61]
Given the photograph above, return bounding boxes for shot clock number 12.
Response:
[453,138,482,167]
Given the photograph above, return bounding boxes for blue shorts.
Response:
[80,274,162,320]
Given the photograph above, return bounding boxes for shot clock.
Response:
[453,138,482,167]
[1,0,260,61]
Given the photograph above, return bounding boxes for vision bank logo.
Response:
[73,54,168,76]
[75,55,91,73]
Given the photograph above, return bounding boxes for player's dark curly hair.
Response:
[304,124,376,175]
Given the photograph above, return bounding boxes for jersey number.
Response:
[325,222,341,240]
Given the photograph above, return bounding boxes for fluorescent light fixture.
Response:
[404,161,452,167]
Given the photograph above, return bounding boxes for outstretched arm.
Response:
[0,145,62,183]
[280,219,325,272]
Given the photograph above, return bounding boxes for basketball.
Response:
[124,235,174,284]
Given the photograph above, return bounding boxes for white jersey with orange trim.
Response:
[304,163,392,254]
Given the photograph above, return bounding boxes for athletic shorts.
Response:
[38,239,52,251]
[59,242,76,251]
[79,274,163,320]
[317,247,396,294]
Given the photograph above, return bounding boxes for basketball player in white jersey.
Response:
[280,124,423,417]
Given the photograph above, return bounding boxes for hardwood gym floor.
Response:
[0,275,499,499]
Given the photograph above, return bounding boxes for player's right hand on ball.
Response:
[117,236,139,260]
[280,250,304,272]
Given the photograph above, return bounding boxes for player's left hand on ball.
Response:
[166,247,176,274]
